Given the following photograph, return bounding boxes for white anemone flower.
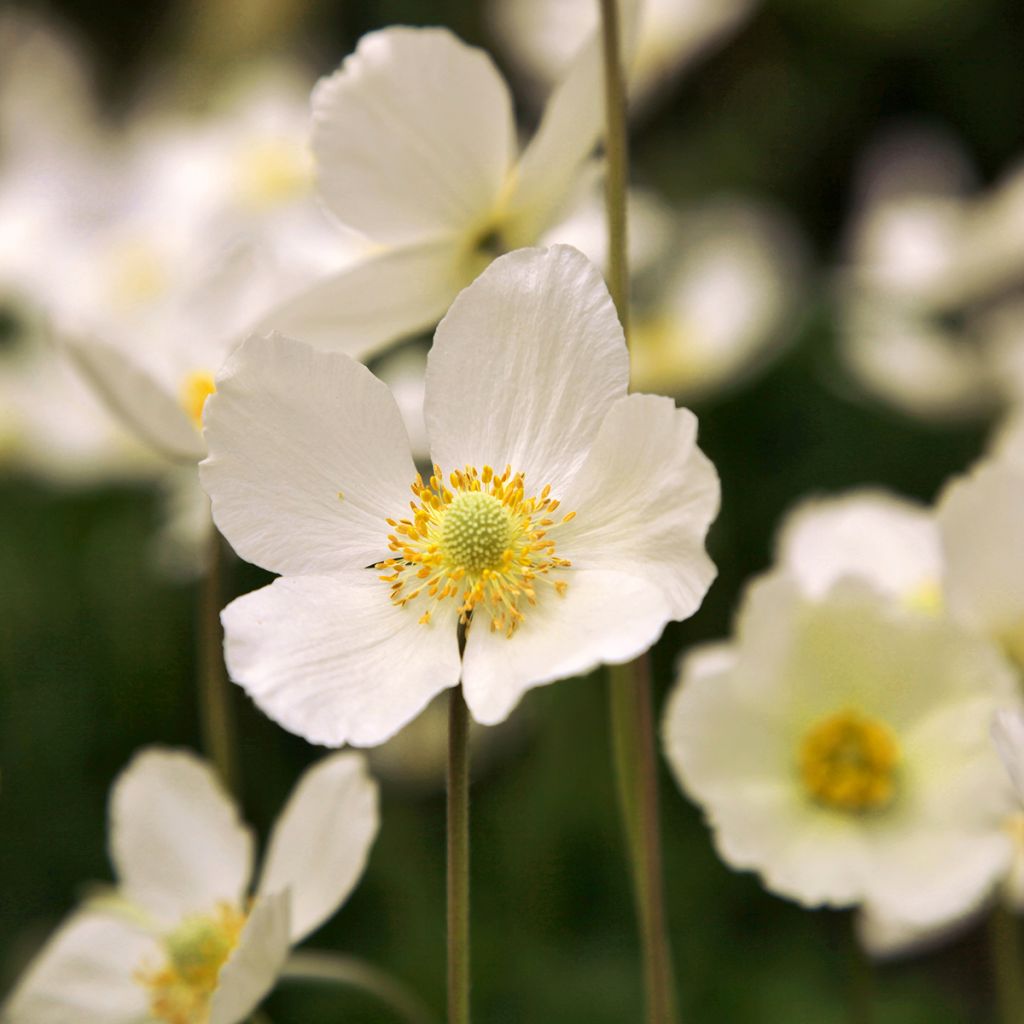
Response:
[663,574,1018,928]
[2,748,378,1024]
[201,245,719,745]
[259,17,639,359]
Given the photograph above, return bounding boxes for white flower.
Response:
[663,574,1018,929]
[993,709,1024,806]
[3,747,378,1024]
[201,245,719,745]
[259,19,638,360]
[487,0,757,113]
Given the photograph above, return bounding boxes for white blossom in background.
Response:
[838,127,1024,421]
[663,573,1019,932]
[487,0,757,113]
[545,188,805,400]
[3,748,378,1024]
[201,246,719,746]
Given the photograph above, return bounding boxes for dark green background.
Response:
[3,0,1022,1019]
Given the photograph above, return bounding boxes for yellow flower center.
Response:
[799,709,900,814]
[108,241,168,309]
[181,371,217,430]
[236,139,312,208]
[136,903,246,1024]
[377,463,574,636]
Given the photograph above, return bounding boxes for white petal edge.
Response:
[223,571,462,747]
[209,890,292,1024]
[66,337,203,462]
[201,333,417,576]
[558,393,719,621]
[313,27,514,246]
[2,909,153,1024]
[257,751,379,944]
[426,245,629,495]
[109,747,254,926]
[461,567,670,725]
[993,708,1024,805]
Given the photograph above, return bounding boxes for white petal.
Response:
[223,571,461,747]
[109,748,254,925]
[938,459,1024,640]
[257,752,379,943]
[66,338,203,461]
[776,490,942,605]
[461,568,669,725]
[558,394,719,621]
[254,239,472,360]
[208,891,291,1024]
[993,708,1024,805]
[505,0,641,243]
[313,27,514,245]
[426,245,629,494]
[201,334,416,576]
[856,903,980,960]
[2,909,153,1024]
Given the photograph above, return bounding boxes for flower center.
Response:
[181,370,217,430]
[236,139,312,208]
[108,240,168,309]
[377,464,574,636]
[799,709,900,814]
[136,903,246,1024]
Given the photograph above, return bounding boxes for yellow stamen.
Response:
[236,139,312,208]
[799,709,900,814]
[181,371,217,430]
[376,464,573,636]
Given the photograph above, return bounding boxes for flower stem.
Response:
[990,900,1024,1024]
[447,684,471,1024]
[199,523,238,793]
[600,0,681,1020]
[281,950,439,1024]
[847,918,874,1024]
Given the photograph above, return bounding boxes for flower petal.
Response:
[558,393,719,621]
[201,333,416,576]
[993,708,1024,805]
[257,752,379,943]
[223,571,461,747]
[2,909,153,1024]
[109,747,254,925]
[254,239,472,360]
[208,890,291,1024]
[461,568,669,725]
[425,245,629,494]
[66,337,203,461]
[313,27,514,245]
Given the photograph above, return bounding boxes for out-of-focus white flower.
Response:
[546,189,806,400]
[993,709,1024,805]
[260,17,639,360]
[663,574,1018,930]
[838,128,1024,421]
[2,748,378,1024]
[488,0,757,113]
[201,246,719,746]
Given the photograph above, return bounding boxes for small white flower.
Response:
[3,748,378,1024]
[663,574,1018,929]
[201,245,719,745]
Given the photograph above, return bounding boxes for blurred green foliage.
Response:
[3,0,1022,1019]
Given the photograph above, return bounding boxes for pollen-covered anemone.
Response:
[662,573,1020,932]
[200,245,720,748]
[2,748,378,1024]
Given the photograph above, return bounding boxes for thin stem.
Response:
[600,0,680,1020]
[990,900,1024,1024]
[198,524,238,793]
[447,684,471,1024]
[281,950,439,1024]
[847,917,874,1024]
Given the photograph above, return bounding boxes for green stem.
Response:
[990,901,1024,1024]
[199,523,238,793]
[600,0,680,1021]
[447,684,471,1024]
[847,917,874,1024]
[281,950,438,1024]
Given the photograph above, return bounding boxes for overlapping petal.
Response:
[108,748,254,925]
[201,333,417,576]
[257,752,379,943]
[223,571,462,747]
[426,245,629,494]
